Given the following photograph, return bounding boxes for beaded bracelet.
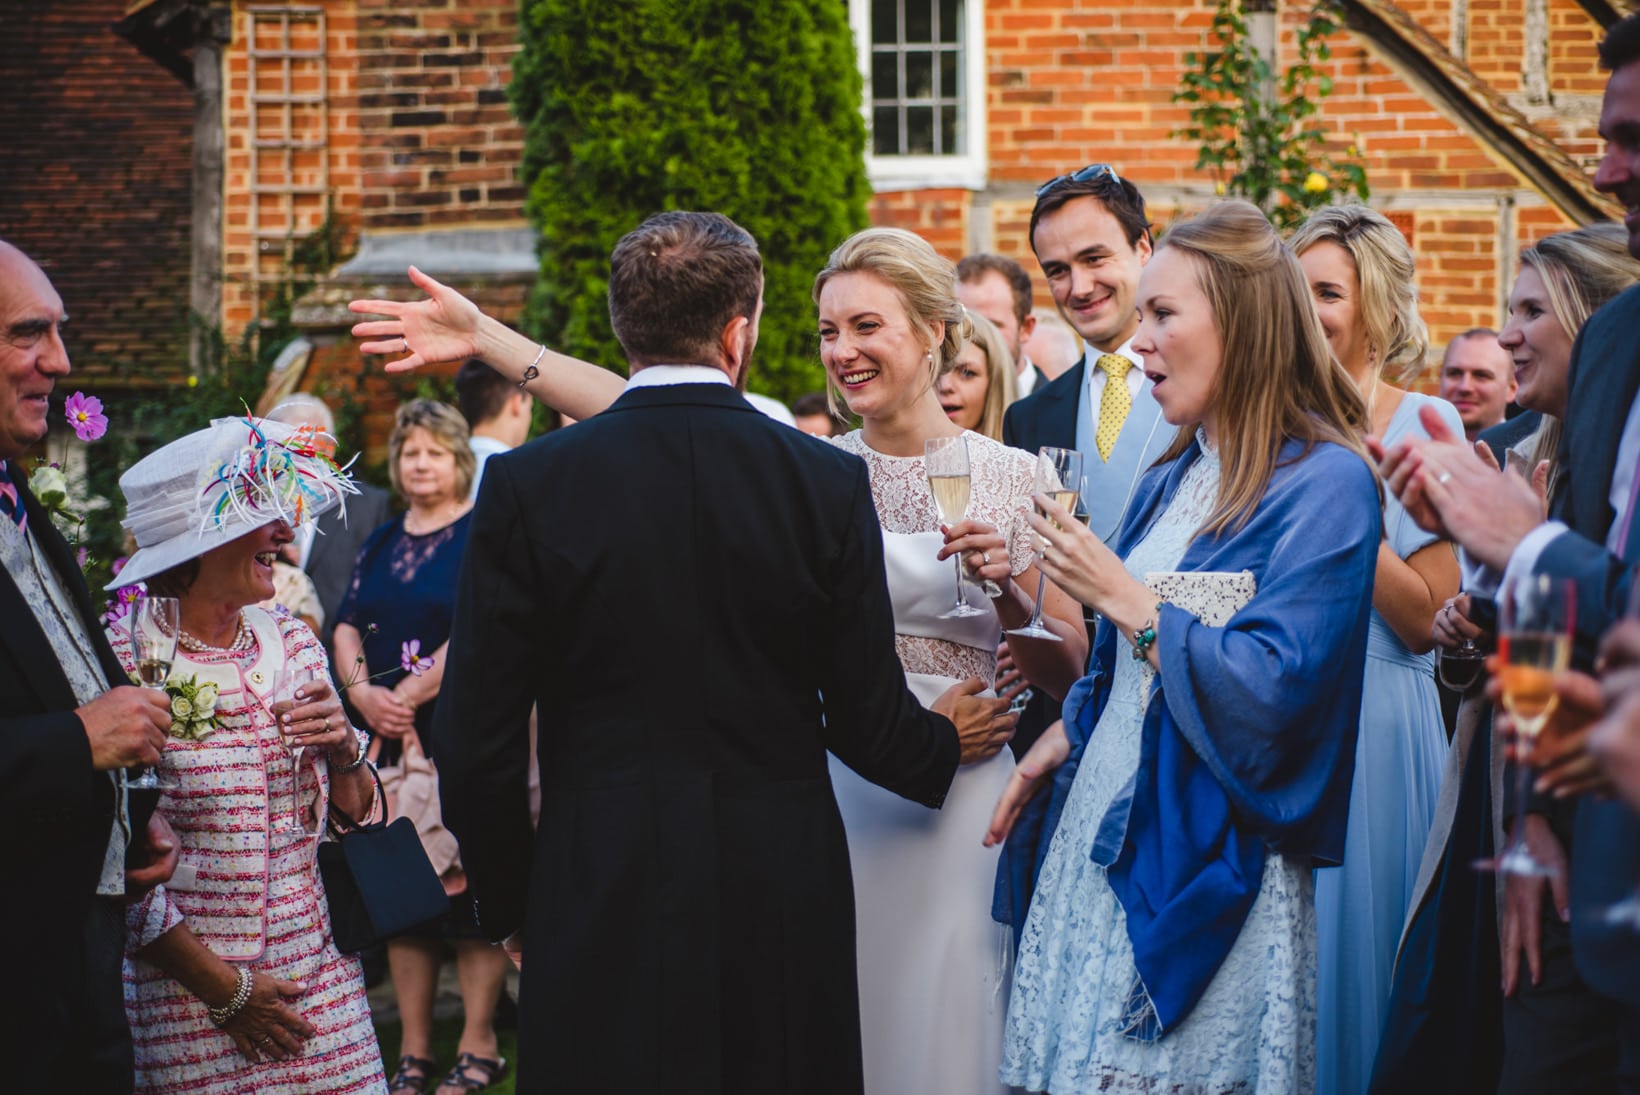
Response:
[1130,602,1164,661]
[518,343,547,389]
[207,966,253,1027]
[330,727,371,773]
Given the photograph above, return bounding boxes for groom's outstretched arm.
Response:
[819,463,960,807]
[434,455,539,942]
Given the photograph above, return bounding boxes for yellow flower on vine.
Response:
[1303,172,1330,194]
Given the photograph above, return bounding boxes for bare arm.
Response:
[136,924,314,1062]
[349,266,625,422]
[1373,539,1460,654]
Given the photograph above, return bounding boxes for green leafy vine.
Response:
[1173,0,1369,230]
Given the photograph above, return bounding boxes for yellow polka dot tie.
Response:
[1094,353,1133,462]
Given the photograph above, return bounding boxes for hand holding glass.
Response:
[129,596,179,791]
[272,664,328,837]
[926,436,987,620]
[1481,575,1574,877]
[1006,447,1082,643]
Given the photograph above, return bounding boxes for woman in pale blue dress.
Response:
[1293,206,1462,1095]
[987,200,1383,1093]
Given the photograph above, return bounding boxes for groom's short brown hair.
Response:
[608,211,763,368]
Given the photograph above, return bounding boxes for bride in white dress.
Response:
[809,227,1086,1095]
[351,224,1088,1095]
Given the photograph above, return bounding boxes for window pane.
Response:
[940,105,961,154]
[872,52,899,100]
[907,105,934,154]
[939,48,958,97]
[939,0,961,43]
[905,0,932,43]
[905,50,933,98]
[872,1,897,45]
[873,105,902,155]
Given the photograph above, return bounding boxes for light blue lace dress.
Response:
[1000,437,1316,1094]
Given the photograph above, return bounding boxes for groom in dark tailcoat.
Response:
[435,212,1014,1094]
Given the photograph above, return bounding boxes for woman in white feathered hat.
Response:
[106,415,388,1094]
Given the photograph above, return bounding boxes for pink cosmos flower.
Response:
[401,639,434,676]
[65,392,107,442]
[101,583,145,627]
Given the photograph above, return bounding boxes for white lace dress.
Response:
[827,429,1036,1095]
[1000,439,1315,1094]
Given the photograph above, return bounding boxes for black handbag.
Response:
[318,767,449,953]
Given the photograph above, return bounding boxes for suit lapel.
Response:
[9,477,125,689]
[1035,362,1084,451]
[1563,314,1640,544]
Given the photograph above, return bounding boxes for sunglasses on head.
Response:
[1035,163,1122,199]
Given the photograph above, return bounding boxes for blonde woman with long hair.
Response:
[985,200,1382,1092]
[349,223,1087,1095]
[1290,204,1463,1095]
[935,309,1018,440]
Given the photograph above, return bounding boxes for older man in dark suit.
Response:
[0,240,175,1092]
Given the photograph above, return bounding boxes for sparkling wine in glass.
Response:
[926,436,986,620]
[129,596,179,792]
[1483,575,1574,877]
[272,663,327,837]
[1006,447,1083,643]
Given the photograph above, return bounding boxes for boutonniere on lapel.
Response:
[132,671,221,742]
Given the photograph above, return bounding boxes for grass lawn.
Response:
[373,1015,520,1094]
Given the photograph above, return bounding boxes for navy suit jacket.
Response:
[1532,282,1640,1006]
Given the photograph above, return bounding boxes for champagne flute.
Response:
[1006,447,1083,643]
[926,436,987,620]
[1482,574,1574,877]
[272,663,327,837]
[129,596,179,792]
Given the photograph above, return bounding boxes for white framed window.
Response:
[850,0,987,191]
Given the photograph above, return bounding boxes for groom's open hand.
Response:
[932,678,1016,766]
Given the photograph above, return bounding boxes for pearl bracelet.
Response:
[207,966,253,1027]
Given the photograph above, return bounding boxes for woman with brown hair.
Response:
[984,200,1382,1092]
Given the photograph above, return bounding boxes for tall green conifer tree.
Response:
[512,1,871,402]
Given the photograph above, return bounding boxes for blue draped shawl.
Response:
[994,435,1381,1038]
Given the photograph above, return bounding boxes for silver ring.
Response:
[1436,470,1453,485]
[400,337,409,353]
[982,551,991,565]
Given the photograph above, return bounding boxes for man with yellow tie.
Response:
[1000,166,1178,754]
[1002,164,1177,544]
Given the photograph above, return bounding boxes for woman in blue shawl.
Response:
[986,200,1383,1093]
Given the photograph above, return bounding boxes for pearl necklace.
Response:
[177,613,255,654]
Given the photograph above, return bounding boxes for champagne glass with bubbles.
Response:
[1006,447,1083,643]
[1480,575,1574,877]
[926,436,987,620]
[129,596,178,791]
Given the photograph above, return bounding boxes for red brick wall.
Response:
[220,0,528,336]
[353,0,525,231]
[871,0,1600,371]
[0,0,193,385]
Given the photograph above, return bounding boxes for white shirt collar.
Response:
[1082,338,1146,399]
[624,364,734,390]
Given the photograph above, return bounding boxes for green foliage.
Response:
[1174,0,1369,231]
[511,0,871,404]
[78,215,349,592]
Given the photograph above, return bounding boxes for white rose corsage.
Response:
[148,672,222,741]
